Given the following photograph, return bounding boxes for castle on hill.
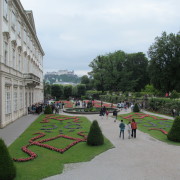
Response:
[46,70,74,76]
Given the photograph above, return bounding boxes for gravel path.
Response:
[44,109,180,180]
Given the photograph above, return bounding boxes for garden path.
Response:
[44,108,180,180]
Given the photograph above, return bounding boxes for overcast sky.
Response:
[20,0,180,76]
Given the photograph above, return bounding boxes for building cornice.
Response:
[13,0,45,56]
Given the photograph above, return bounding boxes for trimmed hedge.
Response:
[0,138,16,180]
[133,103,140,112]
[87,120,104,146]
[44,105,53,114]
[167,116,180,142]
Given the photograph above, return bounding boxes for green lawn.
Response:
[118,112,180,146]
[9,114,113,180]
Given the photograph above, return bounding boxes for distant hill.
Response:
[44,74,81,84]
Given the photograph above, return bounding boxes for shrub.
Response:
[133,103,140,112]
[167,116,180,142]
[87,120,104,146]
[44,105,52,114]
[0,138,16,180]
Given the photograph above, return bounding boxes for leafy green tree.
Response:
[0,138,16,180]
[170,90,179,99]
[51,84,64,100]
[44,82,51,99]
[64,85,73,99]
[89,50,149,92]
[148,31,180,93]
[89,55,106,92]
[167,116,180,142]
[87,120,104,146]
[77,84,86,97]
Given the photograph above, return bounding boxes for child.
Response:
[106,110,109,119]
[119,120,125,139]
[127,121,131,139]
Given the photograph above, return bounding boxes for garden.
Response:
[119,112,180,145]
[8,114,113,180]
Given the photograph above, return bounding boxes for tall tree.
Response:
[51,84,64,100]
[148,31,180,93]
[64,85,73,99]
[89,56,106,92]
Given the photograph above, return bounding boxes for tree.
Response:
[64,85,73,99]
[148,31,180,93]
[51,84,64,100]
[0,138,16,180]
[133,103,140,112]
[87,120,104,146]
[170,90,179,99]
[89,51,149,92]
[167,116,180,142]
[76,84,86,97]
[44,105,52,114]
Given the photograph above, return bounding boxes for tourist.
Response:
[106,110,109,119]
[99,108,104,119]
[127,121,131,139]
[131,119,137,138]
[119,120,125,139]
[113,109,118,122]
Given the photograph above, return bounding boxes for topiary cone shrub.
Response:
[0,138,16,180]
[44,105,52,114]
[87,120,104,146]
[133,103,140,112]
[167,116,180,142]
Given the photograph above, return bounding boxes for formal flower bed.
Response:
[120,112,173,136]
[13,115,88,162]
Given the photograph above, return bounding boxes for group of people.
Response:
[99,106,109,119]
[119,119,137,139]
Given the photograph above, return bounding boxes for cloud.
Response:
[21,0,180,75]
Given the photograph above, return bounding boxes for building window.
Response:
[17,21,21,37]
[13,90,18,112]
[18,49,21,71]
[3,41,8,65]
[3,0,8,20]
[12,47,16,69]
[11,11,16,30]
[5,86,11,114]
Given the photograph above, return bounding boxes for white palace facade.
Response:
[0,0,44,128]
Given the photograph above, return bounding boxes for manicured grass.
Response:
[8,114,113,180]
[118,112,180,146]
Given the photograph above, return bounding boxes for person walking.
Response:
[127,121,131,139]
[106,110,109,119]
[119,120,125,139]
[131,119,137,138]
[113,109,118,122]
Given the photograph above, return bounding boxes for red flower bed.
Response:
[13,131,87,162]
[13,115,87,162]
[148,128,168,135]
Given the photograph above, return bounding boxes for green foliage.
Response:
[51,84,64,99]
[89,50,149,92]
[87,120,104,146]
[133,103,140,112]
[44,105,52,114]
[147,98,180,115]
[64,85,73,99]
[76,84,86,97]
[148,31,180,92]
[0,138,16,180]
[167,116,180,142]
[170,90,179,99]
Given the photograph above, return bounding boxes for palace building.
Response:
[0,0,44,128]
